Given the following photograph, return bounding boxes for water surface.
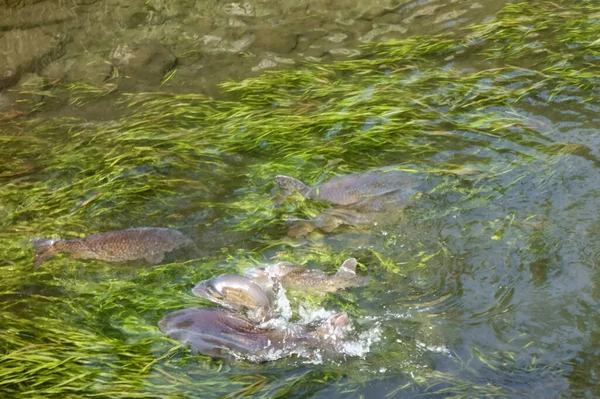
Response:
[1,0,600,398]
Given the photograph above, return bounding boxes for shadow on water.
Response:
[2,0,600,398]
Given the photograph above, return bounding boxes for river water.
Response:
[1,0,599,398]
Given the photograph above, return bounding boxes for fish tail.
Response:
[183,239,203,257]
[31,238,60,268]
[275,175,308,197]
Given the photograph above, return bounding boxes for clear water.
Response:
[2,0,600,398]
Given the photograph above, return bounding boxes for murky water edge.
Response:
[1,0,507,118]
[2,0,600,398]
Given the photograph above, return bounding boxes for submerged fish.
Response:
[247,257,369,294]
[276,168,420,234]
[192,274,272,322]
[158,307,349,363]
[276,168,418,207]
[31,227,191,267]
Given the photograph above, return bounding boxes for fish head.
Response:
[275,175,309,196]
[160,308,290,362]
[192,274,272,321]
[158,307,218,332]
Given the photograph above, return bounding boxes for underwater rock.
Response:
[0,28,67,90]
[41,54,113,85]
[110,42,177,82]
[200,26,254,54]
[0,1,75,30]
[31,227,192,267]
[192,274,273,323]
[5,73,46,112]
[180,15,214,39]
[1,0,45,6]
[159,307,350,363]
[246,257,369,294]
[359,23,408,43]
[276,167,421,234]
[252,25,299,54]
[145,0,188,19]
[358,5,391,21]
[121,11,166,29]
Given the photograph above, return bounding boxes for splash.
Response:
[243,265,380,363]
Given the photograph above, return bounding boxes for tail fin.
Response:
[182,236,203,258]
[335,258,357,277]
[275,175,309,197]
[31,238,59,268]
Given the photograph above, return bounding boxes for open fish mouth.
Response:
[192,274,273,322]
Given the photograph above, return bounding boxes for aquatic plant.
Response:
[1,0,597,397]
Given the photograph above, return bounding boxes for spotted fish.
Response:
[31,227,192,267]
[247,258,369,294]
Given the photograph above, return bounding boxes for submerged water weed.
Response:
[1,0,598,397]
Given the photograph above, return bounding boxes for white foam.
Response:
[297,304,338,325]
[340,322,382,357]
[240,264,381,363]
[273,283,293,320]
[416,340,450,354]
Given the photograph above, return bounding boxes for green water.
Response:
[2,0,600,397]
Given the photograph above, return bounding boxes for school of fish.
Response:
[31,168,420,363]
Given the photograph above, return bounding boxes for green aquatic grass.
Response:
[1,0,597,397]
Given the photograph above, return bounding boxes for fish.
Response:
[275,168,420,234]
[192,274,272,322]
[31,227,192,267]
[275,168,417,207]
[158,307,349,363]
[247,257,369,294]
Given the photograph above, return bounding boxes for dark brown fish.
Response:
[247,258,369,294]
[158,307,349,363]
[31,227,191,267]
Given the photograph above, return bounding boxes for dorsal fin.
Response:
[335,258,357,276]
[275,175,308,196]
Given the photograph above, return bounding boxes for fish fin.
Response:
[287,221,316,237]
[185,240,203,257]
[318,215,343,232]
[145,252,164,264]
[275,175,308,196]
[31,238,59,268]
[335,258,357,276]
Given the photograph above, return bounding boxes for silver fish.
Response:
[158,307,349,363]
[192,274,272,322]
